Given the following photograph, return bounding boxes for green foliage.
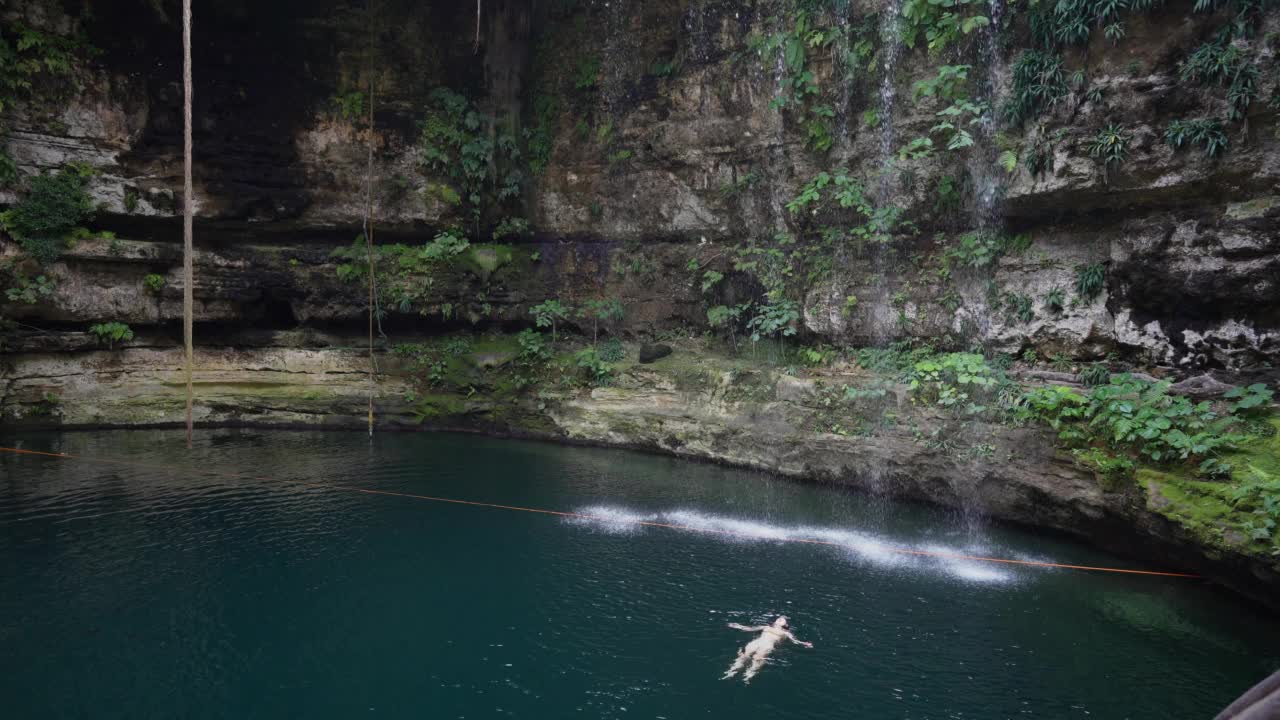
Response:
[2,260,55,305]
[907,352,998,414]
[855,341,937,374]
[1225,383,1275,416]
[492,216,530,240]
[650,57,680,78]
[579,297,624,343]
[1016,376,1260,471]
[1003,50,1068,126]
[945,231,1030,269]
[1023,126,1065,177]
[1029,0,1163,48]
[0,22,86,113]
[707,302,751,351]
[525,94,558,176]
[719,170,758,199]
[1181,40,1260,121]
[1075,262,1106,303]
[330,230,470,313]
[745,9,875,153]
[1080,363,1111,387]
[1074,447,1136,486]
[88,321,133,349]
[1165,118,1228,158]
[598,337,625,363]
[530,299,571,343]
[900,0,990,54]
[1,164,95,264]
[1088,124,1130,170]
[574,346,614,385]
[418,88,522,225]
[747,299,799,344]
[331,90,365,122]
[1002,292,1035,324]
[1044,286,1067,314]
[786,170,913,247]
[606,148,634,166]
[516,328,551,365]
[143,273,165,294]
[574,56,600,90]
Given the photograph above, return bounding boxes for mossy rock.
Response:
[463,244,514,283]
[1136,417,1280,555]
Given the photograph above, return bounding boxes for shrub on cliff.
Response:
[1,164,95,264]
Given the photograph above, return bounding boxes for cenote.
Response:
[2,430,1278,719]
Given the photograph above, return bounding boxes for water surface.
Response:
[2,430,1277,719]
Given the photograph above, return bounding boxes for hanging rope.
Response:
[182,0,195,449]
[363,0,379,438]
[474,0,482,53]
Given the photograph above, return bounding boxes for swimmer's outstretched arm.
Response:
[783,630,814,648]
[727,623,768,632]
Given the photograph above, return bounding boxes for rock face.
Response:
[3,1,1280,605]
[2,1,1278,369]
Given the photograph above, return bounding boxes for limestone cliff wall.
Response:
[2,0,1277,371]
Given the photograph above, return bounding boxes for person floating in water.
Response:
[721,616,813,683]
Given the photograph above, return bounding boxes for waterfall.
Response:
[875,0,903,203]
[966,0,1007,234]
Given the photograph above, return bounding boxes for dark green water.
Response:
[1,430,1277,719]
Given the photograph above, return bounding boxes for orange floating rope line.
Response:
[0,446,1202,579]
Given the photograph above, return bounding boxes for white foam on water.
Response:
[566,505,1021,584]
[571,505,654,534]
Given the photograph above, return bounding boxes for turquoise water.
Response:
[1,430,1277,719]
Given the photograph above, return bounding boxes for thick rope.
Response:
[0,446,1203,579]
[363,0,378,438]
[182,0,195,449]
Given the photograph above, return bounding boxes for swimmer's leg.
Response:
[722,647,748,679]
[742,651,769,684]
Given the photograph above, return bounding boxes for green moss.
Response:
[1137,417,1280,555]
[411,393,470,420]
[462,243,514,282]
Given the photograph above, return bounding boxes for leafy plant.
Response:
[579,297,624,344]
[1224,383,1275,416]
[1164,118,1228,158]
[1080,363,1111,387]
[907,352,998,414]
[574,346,613,386]
[1003,292,1035,324]
[88,321,133,349]
[0,164,95,264]
[1016,375,1253,469]
[1043,286,1067,314]
[530,299,571,343]
[1003,50,1068,126]
[2,264,55,305]
[143,273,165,294]
[747,299,799,353]
[417,88,522,227]
[1075,262,1106,303]
[331,90,365,122]
[900,0,990,54]
[598,337,625,363]
[1088,124,1130,170]
[707,302,751,352]
[492,216,530,240]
